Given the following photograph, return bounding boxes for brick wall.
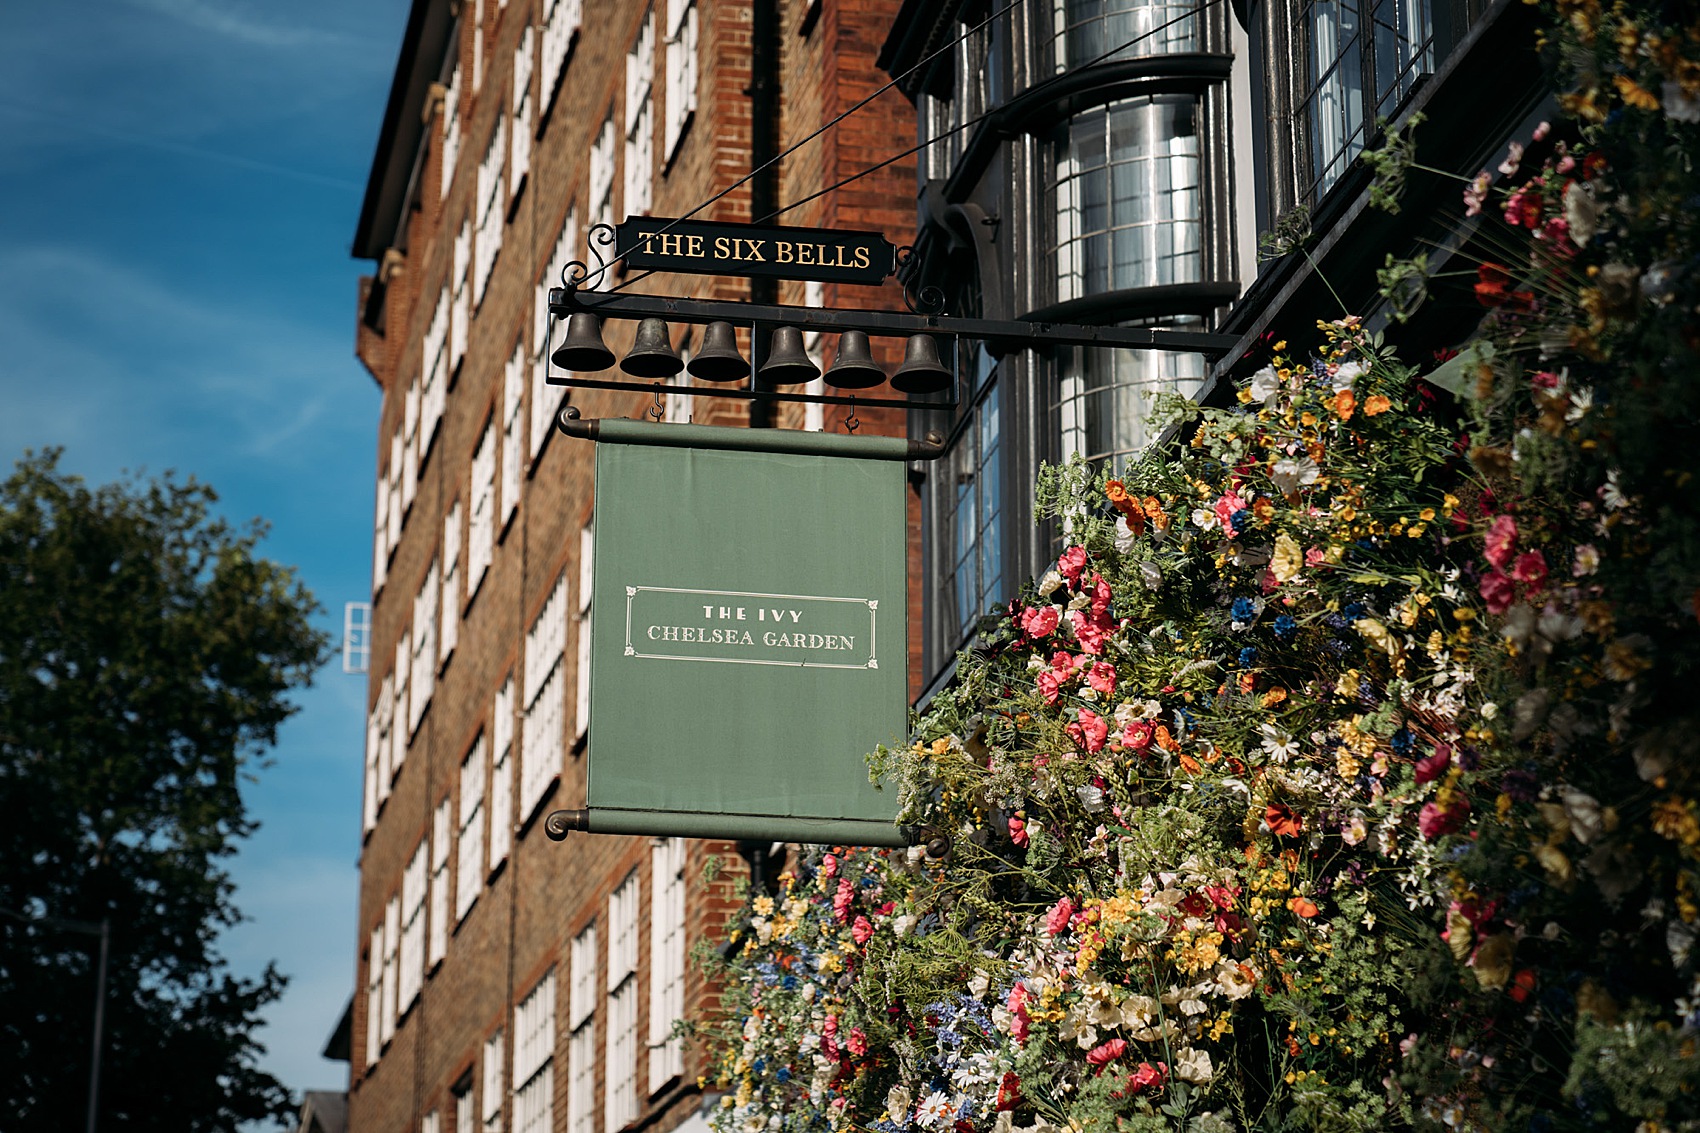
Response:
[348,1,915,1131]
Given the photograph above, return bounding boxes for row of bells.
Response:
[550,313,954,395]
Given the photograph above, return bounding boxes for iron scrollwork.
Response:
[894,245,946,316]
[561,222,620,291]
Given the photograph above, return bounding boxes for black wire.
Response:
[758,0,1222,227]
[585,0,1027,284]
[601,0,1221,299]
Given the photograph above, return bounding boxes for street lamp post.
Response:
[1,908,110,1133]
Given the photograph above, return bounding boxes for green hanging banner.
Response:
[583,419,909,846]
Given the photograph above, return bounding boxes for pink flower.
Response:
[1006,982,1032,1043]
[1479,570,1515,615]
[851,915,873,944]
[1088,574,1113,620]
[1070,609,1110,654]
[1044,897,1076,936]
[1036,670,1063,705]
[1414,746,1452,784]
[1068,707,1109,753]
[1511,550,1548,592]
[1058,546,1089,589]
[1087,1038,1128,1069]
[1019,604,1060,639]
[1051,650,1086,676]
[1127,1062,1168,1094]
[821,853,838,879]
[1008,815,1029,848]
[1214,491,1246,531]
[1484,514,1518,569]
[1498,141,1525,177]
[1122,719,1153,752]
[1087,661,1117,695]
[848,1027,868,1056]
[1463,171,1492,217]
[1531,370,1561,389]
[1419,798,1470,840]
[833,877,854,922]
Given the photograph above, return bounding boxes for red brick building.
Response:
[346,2,915,1132]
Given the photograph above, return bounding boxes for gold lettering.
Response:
[796,243,815,266]
[638,232,658,255]
[686,235,704,257]
[714,236,731,257]
[774,241,792,264]
[853,247,871,270]
[745,239,768,262]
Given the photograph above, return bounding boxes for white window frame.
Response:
[403,377,420,513]
[483,1028,505,1133]
[428,795,452,968]
[575,526,594,743]
[489,676,515,873]
[409,558,439,737]
[468,418,497,600]
[501,343,525,531]
[457,736,488,924]
[648,837,686,1088]
[590,116,617,236]
[568,924,598,1133]
[474,115,508,306]
[381,894,400,1046]
[605,873,640,1130]
[540,0,582,118]
[453,217,471,373]
[400,837,428,1013]
[441,499,463,664]
[661,0,697,160]
[624,14,655,217]
[514,970,557,1133]
[511,27,534,208]
[392,633,410,780]
[532,210,578,463]
[365,923,383,1068]
[521,573,569,822]
[440,62,462,200]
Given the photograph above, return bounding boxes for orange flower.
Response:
[1142,493,1169,530]
[1265,802,1303,837]
[1105,479,1147,534]
[1363,394,1392,416]
[1179,753,1203,776]
[1155,725,1179,752]
[1287,896,1318,918]
[1332,389,1356,421]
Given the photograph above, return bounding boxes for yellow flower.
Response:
[1272,531,1303,583]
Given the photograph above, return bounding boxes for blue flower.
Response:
[1342,601,1367,622]
[1391,728,1414,755]
[1231,597,1258,622]
[1239,646,1258,667]
[1273,614,1297,639]
[776,1066,792,1083]
[1229,507,1251,535]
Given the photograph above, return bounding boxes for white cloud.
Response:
[120,0,356,50]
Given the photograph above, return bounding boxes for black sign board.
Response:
[615,217,897,285]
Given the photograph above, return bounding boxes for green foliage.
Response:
[0,450,327,1131]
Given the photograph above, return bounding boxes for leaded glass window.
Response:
[1051,96,1202,303]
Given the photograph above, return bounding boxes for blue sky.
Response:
[1,0,409,1105]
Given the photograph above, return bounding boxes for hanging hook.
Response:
[843,397,860,435]
[648,383,665,422]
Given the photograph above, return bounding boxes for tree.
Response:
[0,450,329,1131]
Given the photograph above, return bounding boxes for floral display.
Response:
[699,1,1700,1129]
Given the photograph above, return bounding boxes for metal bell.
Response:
[687,321,749,383]
[823,330,885,389]
[620,318,684,378]
[889,334,954,395]
[550,312,615,372]
[756,326,820,386]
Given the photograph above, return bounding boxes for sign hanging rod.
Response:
[550,288,1241,358]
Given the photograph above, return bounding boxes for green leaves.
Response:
[0,449,327,1131]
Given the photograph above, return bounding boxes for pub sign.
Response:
[583,419,908,845]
